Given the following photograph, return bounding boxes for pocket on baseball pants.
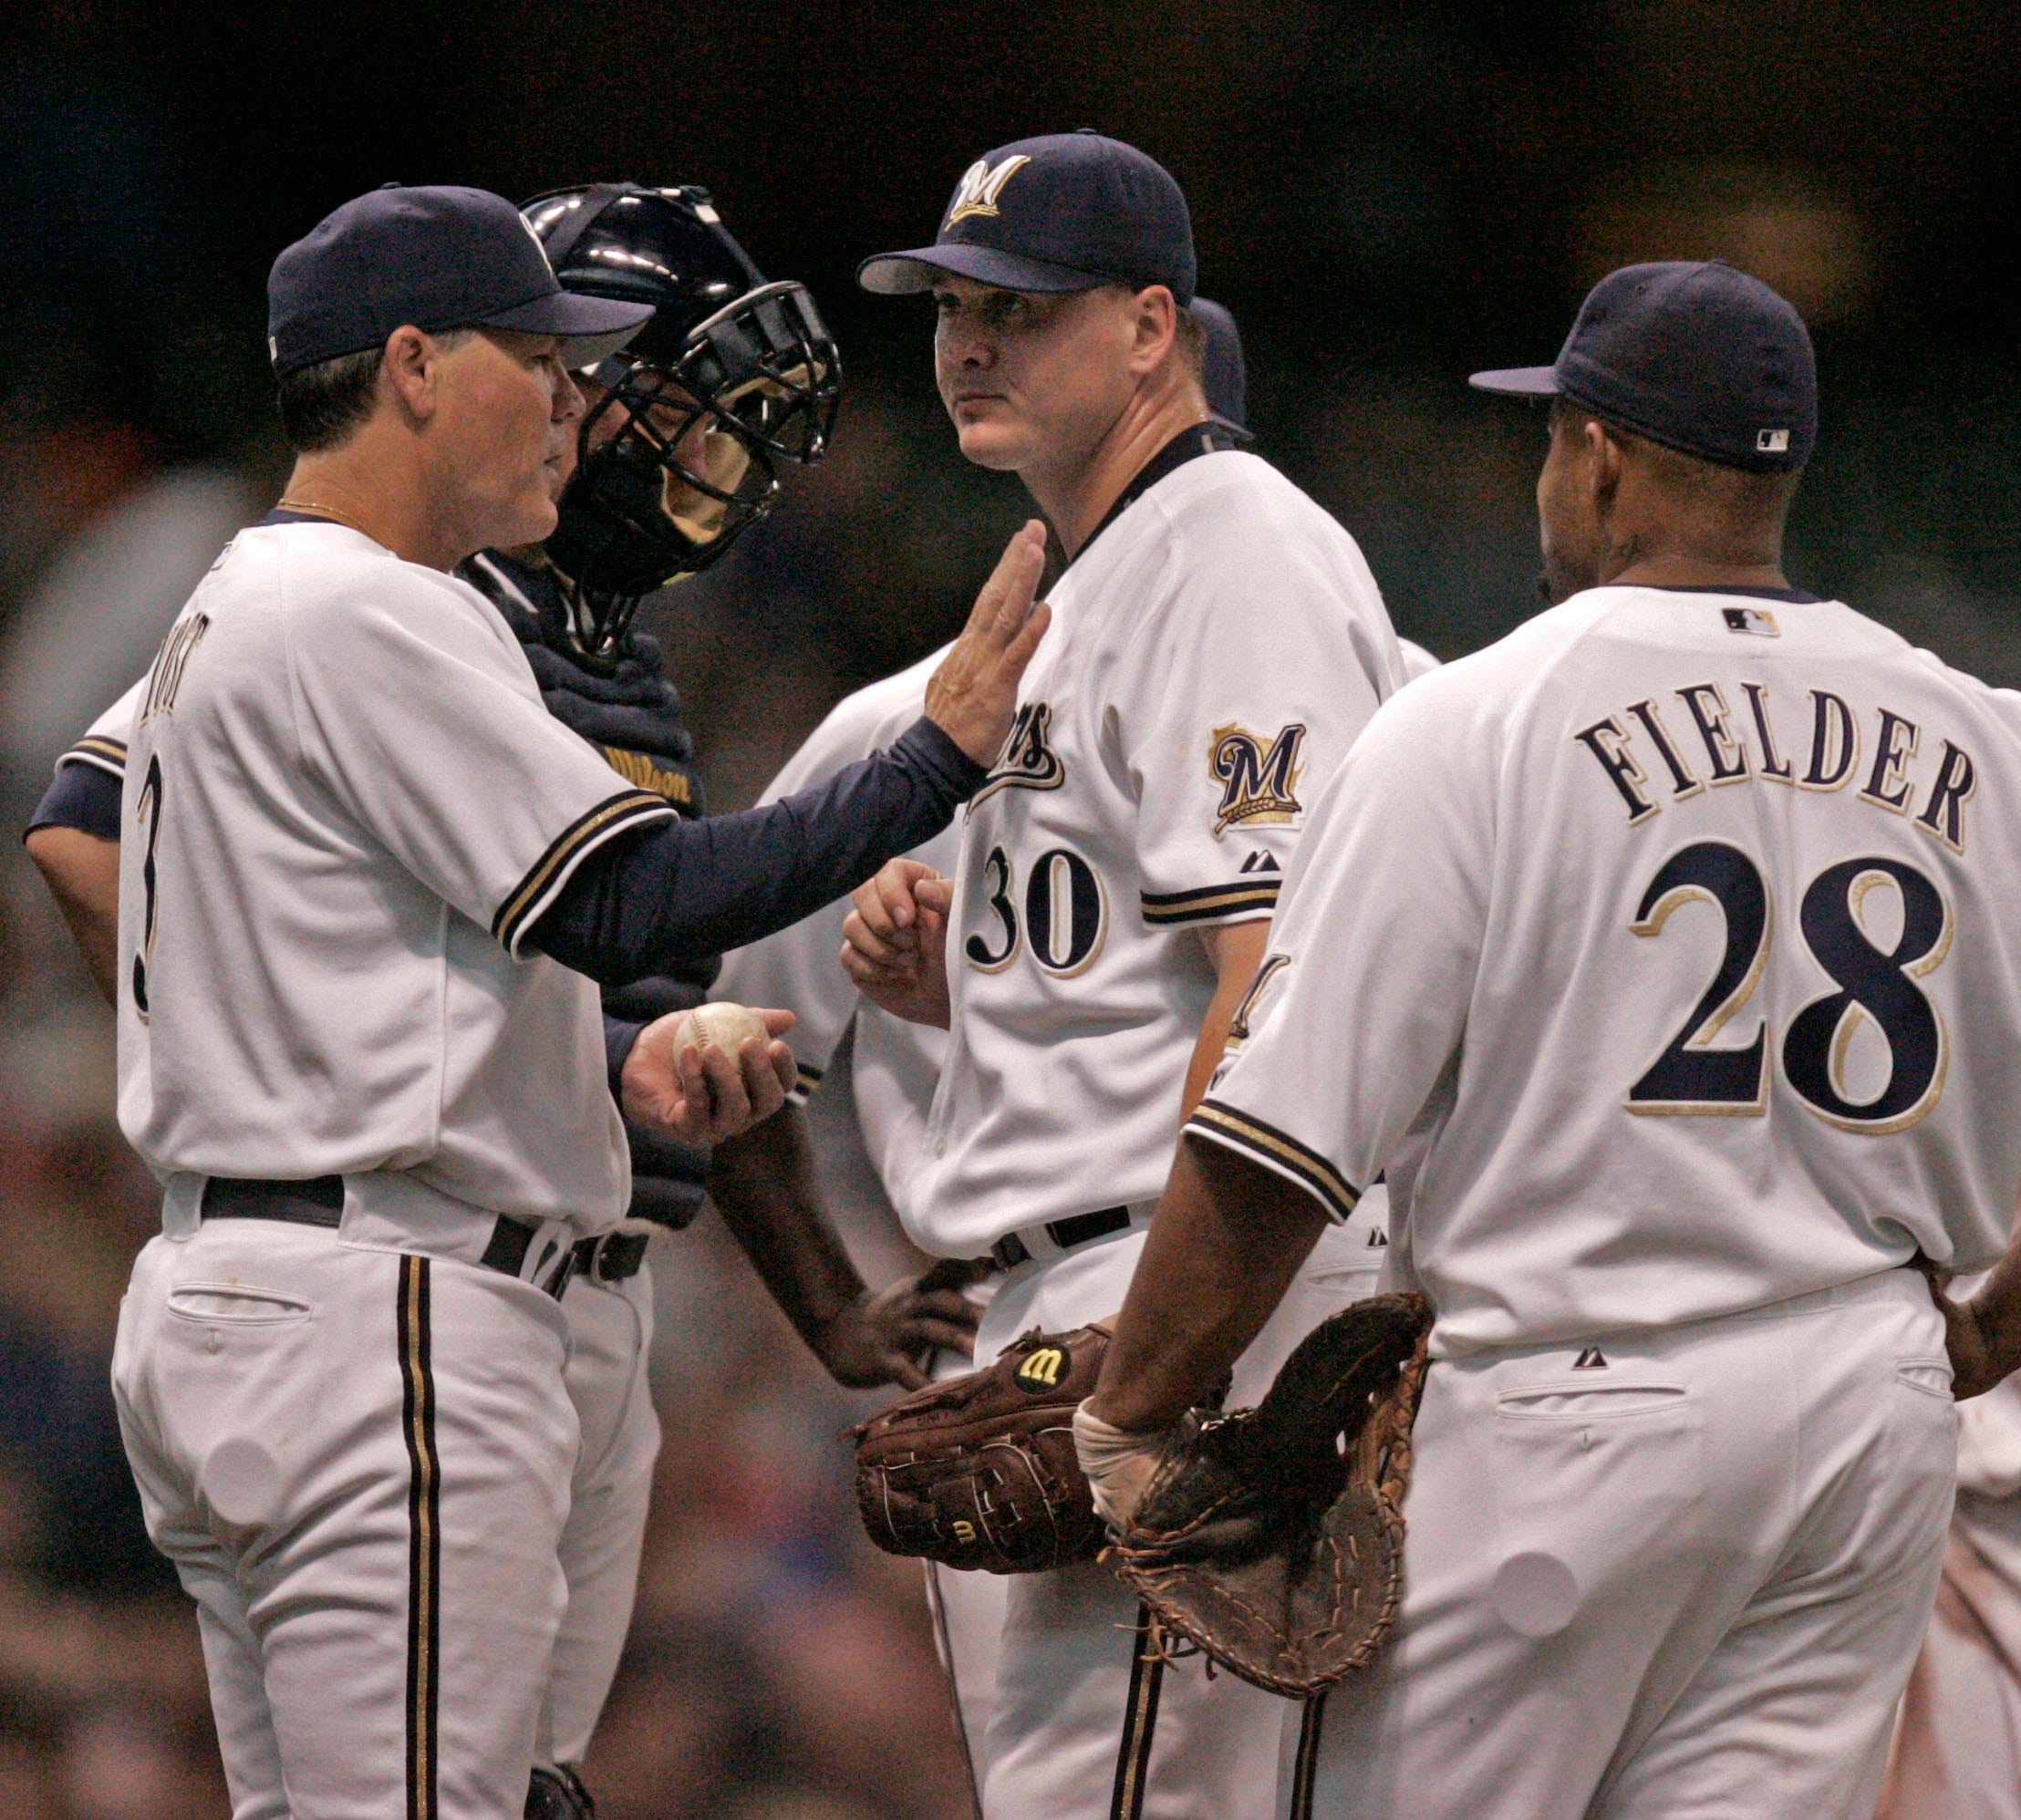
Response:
[167,1283,313,1325]
[1892,1357,1954,1401]
[1496,1381,1690,1421]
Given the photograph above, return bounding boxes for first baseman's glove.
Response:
[1105,1291,1433,1699]
[850,1324,1114,1574]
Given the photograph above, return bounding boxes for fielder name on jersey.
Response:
[1192,584,2021,1356]
[901,447,1404,1257]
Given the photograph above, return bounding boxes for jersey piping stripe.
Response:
[1140,881,1281,926]
[397,1256,441,1820]
[922,1564,983,1816]
[1187,1101,1361,1223]
[1288,1692,1328,1820]
[1109,1603,1167,1820]
[59,736,129,779]
[492,790,675,955]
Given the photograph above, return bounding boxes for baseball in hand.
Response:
[679,1002,771,1053]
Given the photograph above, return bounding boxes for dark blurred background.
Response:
[0,3,2016,1813]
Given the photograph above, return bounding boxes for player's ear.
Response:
[381,325,439,423]
[1127,285,1179,377]
[1585,418,1624,511]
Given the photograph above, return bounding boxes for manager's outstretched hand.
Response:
[924,520,1052,765]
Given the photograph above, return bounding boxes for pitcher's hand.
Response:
[841,859,951,1028]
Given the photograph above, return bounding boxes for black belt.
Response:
[199,1176,577,1299]
[990,1206,1132,1272]
[571,1230,649,1284]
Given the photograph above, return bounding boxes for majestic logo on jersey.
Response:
[972,701,1064,808]
[945,154,1032,227]
[1208,721,1307,836]
[1571,1348,1609,1370]
[1015,1346,1066,1392]
[140,612,212,727]
[602,745,694,809]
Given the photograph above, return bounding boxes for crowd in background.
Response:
[4,2,2021,1813]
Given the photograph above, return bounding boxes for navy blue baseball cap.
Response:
[267,184,656,377]
[1191,296,1252,442]
[1469,261,1816,471]
[857,132,1196,305]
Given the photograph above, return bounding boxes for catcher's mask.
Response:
[522,183,841,653]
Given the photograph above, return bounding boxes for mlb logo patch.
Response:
[1756,428,1790,453]
[1722,605,1779,637]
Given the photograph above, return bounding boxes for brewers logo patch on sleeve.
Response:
[1208,721,1307,836]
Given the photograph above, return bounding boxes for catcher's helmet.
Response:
[523,182,841,651]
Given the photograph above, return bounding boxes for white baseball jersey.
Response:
[117,518,679,1230]
[712,646,952,1199]
[904,447,1404,1256]
[1194,584,2021,1355]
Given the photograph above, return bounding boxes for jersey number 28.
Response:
[1628,840,1949,1132]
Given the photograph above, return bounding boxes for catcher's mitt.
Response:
[1107,1291,1432,1699]
[850,1324,1114,1575]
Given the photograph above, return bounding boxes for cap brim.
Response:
[857,243,1113,296]
[480,290,656,369]
[1467,365,1560,397]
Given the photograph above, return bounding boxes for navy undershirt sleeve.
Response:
[604,1015,647,1100]
[26,764,122,842]
[532,717,986,988]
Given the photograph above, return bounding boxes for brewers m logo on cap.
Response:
[945,154,1032,227]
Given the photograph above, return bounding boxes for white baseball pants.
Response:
[112,1219,579,1820]
[540,1260,660,1769]
[1284,1267,1955,1820]
[974,1214,1385,1820]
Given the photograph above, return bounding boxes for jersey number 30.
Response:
[1628,841,1950,1132]
[963,844,1108,978]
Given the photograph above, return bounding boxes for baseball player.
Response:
[841,134,1406,1819]
[1080,260,2021,1820]
[709,294,1421,1806]
[66,183,1046,1819]
[24,181,1014,1818]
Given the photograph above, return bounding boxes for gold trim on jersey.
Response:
[492,790,675,954]
[1140,880,1281,926]
[1188,1101,1360,1223]
[62,735,130,777]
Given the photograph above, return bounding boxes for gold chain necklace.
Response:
[275,495,375,539]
